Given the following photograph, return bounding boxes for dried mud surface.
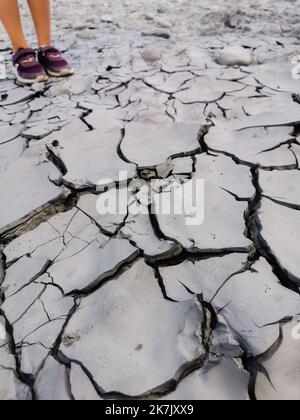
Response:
[1,0,300,401]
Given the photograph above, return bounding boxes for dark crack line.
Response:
[0,308,35,399]
[64,251,140,298]
[10,285,47,326]
[262,195,300,211]
[5,260,51,299]
[245,168,300,293]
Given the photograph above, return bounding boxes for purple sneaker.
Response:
[12,48,48,84]
[38,46,74,77]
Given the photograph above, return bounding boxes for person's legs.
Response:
[0,1,48,84]
[27,0,73,77]
[0,0,29,52]
[27,0,51,47]
[0,0,72,82]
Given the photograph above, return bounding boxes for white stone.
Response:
[141,47,162,62]
[215,46,252,66]
[155,17,172,29]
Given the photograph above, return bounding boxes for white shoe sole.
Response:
[13,67,49,85]
[46,68,74,77]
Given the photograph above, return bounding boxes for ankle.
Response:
[12,44,30,54]
[38,39,52,49]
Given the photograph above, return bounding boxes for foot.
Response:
[38,46,74,77]
[12,48,48,85]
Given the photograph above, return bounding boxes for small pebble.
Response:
[215,46,252,66]
[141,47,162,62]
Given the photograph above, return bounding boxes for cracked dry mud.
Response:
[1,0,300,401]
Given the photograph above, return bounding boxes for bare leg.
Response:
[27,0,51,47]
[0,0,29,52]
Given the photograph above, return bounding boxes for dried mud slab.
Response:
[174,79,245,104]
[60,260,204,396]
[120,200,181,263]
[121,122,201,170]
[34,356,71,401]
[160,358,249,401]
[48,238,139,294]
[52,128,137,190]
[154,180,251,253]
[212,258,300,356]
[205,123,296,167]
[0,344,30,400]
[0,147,67,235]
[159,253,248,302]
[1,0,300,401]
[255,316,300,401]
[259,170,300,207]
[253,64,300,94]
[194,154,254,198]
[258,198,300,286]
